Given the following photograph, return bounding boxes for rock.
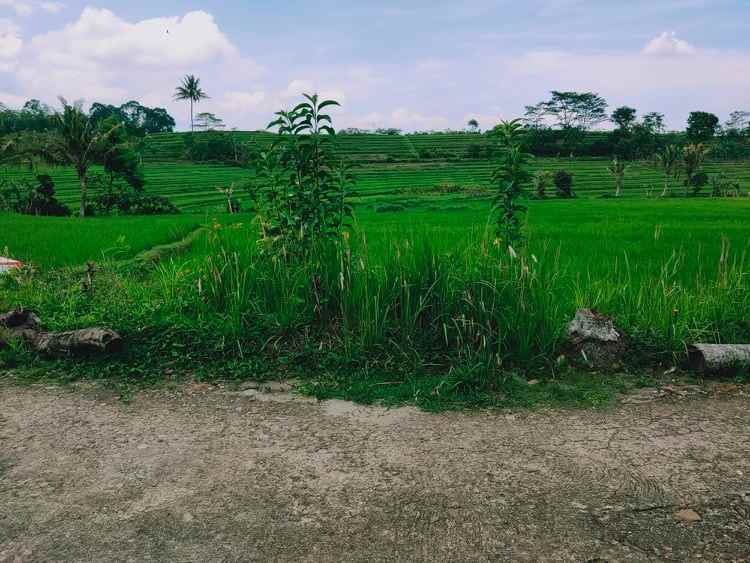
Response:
[259,381,295,394]
[674,508,701,523]
[565,309,627,370]
[240,381,259,391]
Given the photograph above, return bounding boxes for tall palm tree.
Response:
[53,98,120,217]
[682,143,711,196]
[655,145,681,197]
[174,75,209,132]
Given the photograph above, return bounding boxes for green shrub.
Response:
[554,170,575,198]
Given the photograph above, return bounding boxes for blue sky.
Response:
[1,1,748,130]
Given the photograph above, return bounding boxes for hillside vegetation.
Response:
[2,131,749,211]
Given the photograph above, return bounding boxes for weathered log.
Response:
[1,309,123,357]
[565,309,627,370]
[687,344,750,374]
[28,328,124,357]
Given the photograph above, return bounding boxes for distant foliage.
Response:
[0,175,71,216]
[682,143,711,195]
[88,179,179,216]
[710,173,742,197]
[89,101,175,136]
[183,132,253,165]
[554,170,575,198]
[686,111,720,143]
[532,170,554,199]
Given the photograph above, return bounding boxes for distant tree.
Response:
[467,118,480,133]
[642,112,666,134]
[195,112,225,131]
[531,170,553,199]
[607,157,628,197]
[682,143,711,195]
[53,98,121,217]
[554,170,574,198]
[611,106,637,131]
[526,91,608,131]
[686,111,720,143]
[655,145,682,197]
[174,75,209,132]
[90,101,175,136]
[98,116,145,190]
[724,111,749,134]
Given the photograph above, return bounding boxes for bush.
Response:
[0,175,71,216]
[89,181,180,216]
[554,170,575,198]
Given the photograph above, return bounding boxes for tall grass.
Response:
[150,221,748,371]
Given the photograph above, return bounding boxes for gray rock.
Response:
[566,309,627,370]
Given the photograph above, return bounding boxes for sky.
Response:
[0,0,748,131]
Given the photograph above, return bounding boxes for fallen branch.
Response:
[0,308,123,358]
[687,344,750,374]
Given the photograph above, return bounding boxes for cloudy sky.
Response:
[0,0,748,131]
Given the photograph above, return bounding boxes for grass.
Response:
[0,212,205,267]
[1,198,748,411]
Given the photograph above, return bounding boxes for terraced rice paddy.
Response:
[1,132,748,211]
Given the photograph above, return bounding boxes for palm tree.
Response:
[607,157,628,197]
[655,145,682,197]
[53,98,120,217]
[682,143,711,196]
[174,75,209,132]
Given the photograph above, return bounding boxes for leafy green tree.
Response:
[655,145,682,197]
[467,118,479,133]
[686,111,720,143]
[491,119,532,247]
[53,98,121,217]
[611,106,637,131]
[642,112,666,134]
[256,93,351,251]
[98,116,145,190]
[525,91,608,131]
[174,75,209,132]
[607,157,628,197]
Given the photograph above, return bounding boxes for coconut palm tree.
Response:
[607,157,628,197]
[174,75,209,132]
[53,98,120,217]
[682,143,711,196]
[655,145,682,197]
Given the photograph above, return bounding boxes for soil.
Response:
[1,377,749,562]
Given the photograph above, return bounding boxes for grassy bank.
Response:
[1,199,748,409]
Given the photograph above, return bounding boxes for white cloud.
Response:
[40,1,64,13]
[29,8,236,67]
[0,0,32,17]
[0,18,21,58]
[643,32,696,56]
[390,108,450,130]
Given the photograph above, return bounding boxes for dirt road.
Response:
[1,379,749,562]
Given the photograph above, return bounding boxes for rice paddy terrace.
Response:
[2,131,749,211]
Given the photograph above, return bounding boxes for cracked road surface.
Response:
[1,380,749,562]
